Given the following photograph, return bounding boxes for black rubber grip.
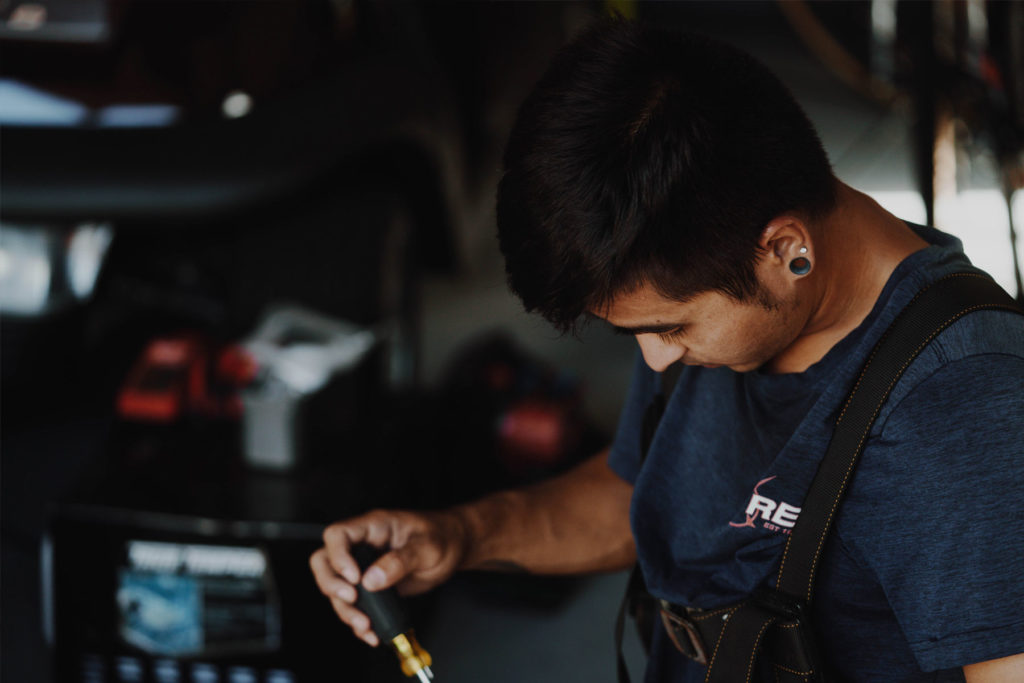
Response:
[351,543,412,641]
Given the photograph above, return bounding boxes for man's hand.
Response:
[310,450,635,646]
[309,508,468,646]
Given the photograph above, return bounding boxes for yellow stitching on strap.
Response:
[703,606,738,683]
[745,617,776,683]
[773,662,815,676]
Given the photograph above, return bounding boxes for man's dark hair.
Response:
[496,19,835,331]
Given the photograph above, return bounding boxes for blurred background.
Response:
[1,1,1022,682]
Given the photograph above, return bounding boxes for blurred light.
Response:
[154,660,183,683]
[222,90,253,119]
[227,667,258,683]
[936,189,1023,296]
[869,0,897,80]
[867,189,1024,296]
[0,79,181,127]
[0,225,53,315]
[0,0,108,42]
[191,663,219,683]
[870,0,897,36]
[1015,189,1024,231]
[7,3,47,31]
[41,534,55,645]
[0,78,88,126]
[265,670,296,683]
[966,0,987,47]
[116,656,145,683]
[97,104,180,128]
[867,191,928,224]
[67,222,114,299]
[0,221,114,316]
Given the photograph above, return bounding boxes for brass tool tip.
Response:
[389,631,433,680]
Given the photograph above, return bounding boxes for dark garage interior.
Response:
[2,1,1022,682]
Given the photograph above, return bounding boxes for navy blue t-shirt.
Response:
[608,226,1024,682]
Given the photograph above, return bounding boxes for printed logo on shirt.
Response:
[728,476,802,535]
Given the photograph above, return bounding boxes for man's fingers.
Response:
[309,549,358,602]
[394,576,435,596]
[313,546,380,646]
[321,525,363,584]
[315,510,454,649]
[322,510,404,584]
[361,546,419,592]
[329,597,379,647]
[337,509,399,548]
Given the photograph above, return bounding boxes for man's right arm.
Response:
[309,448,635,645]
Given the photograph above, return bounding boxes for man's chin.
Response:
[682,361,753,372]
[694,362,745,371]
[728,361,764,373]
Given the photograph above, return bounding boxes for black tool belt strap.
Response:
[617,273,1022,683]
[701,272,1023,683]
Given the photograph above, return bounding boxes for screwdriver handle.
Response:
[351,543,412,641]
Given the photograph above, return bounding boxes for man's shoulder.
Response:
[929,305,1024,361]
[875,305,1024,430]
[836,308,1024,575]
[840,304,1024,514]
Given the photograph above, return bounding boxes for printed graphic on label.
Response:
[728,476,802,535]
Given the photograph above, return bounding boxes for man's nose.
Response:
[635,334,685,373]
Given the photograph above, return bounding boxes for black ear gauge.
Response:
[790,257,811,275]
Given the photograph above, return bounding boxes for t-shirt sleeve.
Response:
[607,351,658,484]
[842,352,1024,671]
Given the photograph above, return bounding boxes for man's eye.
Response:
[657,327,686,341]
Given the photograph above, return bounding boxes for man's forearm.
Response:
[450,449,636,575]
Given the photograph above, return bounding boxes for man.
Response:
[310,20,1024,681]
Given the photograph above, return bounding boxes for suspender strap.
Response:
[702,603,778,683]
[701,272,1022,683]
[774,272,1021,602]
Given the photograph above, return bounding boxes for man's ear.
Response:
[759,215,813,268]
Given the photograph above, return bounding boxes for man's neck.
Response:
[768,183,929,374]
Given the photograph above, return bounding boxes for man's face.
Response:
[594,282,803,373]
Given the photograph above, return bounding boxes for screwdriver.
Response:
[351,544,435,683]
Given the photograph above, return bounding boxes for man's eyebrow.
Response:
[610,322,686,336]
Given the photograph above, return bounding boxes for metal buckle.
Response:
[752,588,805,622]
[658,600,709,665]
